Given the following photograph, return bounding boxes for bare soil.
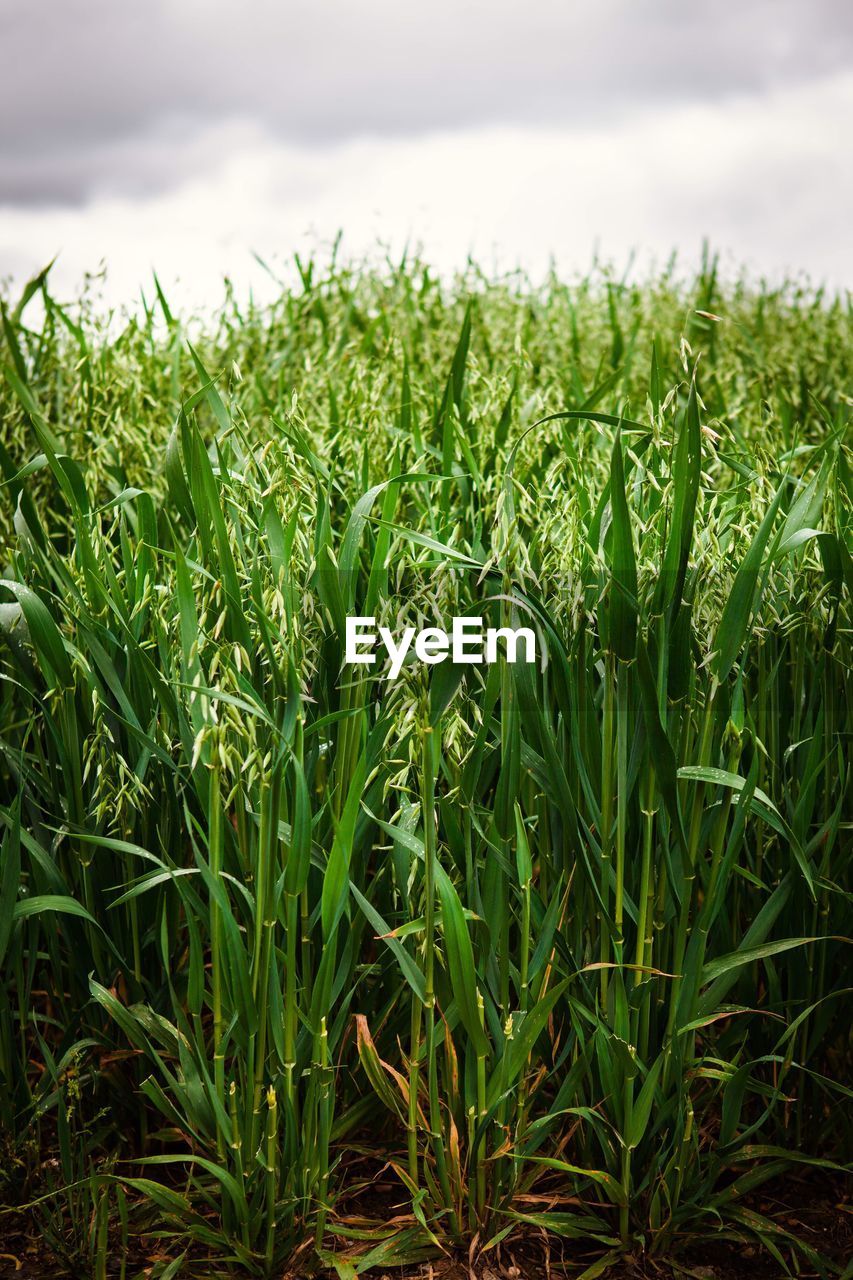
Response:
[0,1172,849,1279]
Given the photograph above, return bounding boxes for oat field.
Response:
[0,256,850,1277]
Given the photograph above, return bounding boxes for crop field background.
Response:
[0,255,850,1278]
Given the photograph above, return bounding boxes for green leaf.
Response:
[657,378,701,615]
[702,936,825,985]
[322,753,367,938]
[626,1051,663,1149]
[0,580,72,688]
[13,895,98,926]
[712,478,786,680]
[678,765,814,896]
[605,428,638,661]
[435,862,489,1057]
[0,801,21,965]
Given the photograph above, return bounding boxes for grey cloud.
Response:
[1,0,852,205]
[0,115,263,206]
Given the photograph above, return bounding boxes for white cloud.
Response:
[2,70,851,310]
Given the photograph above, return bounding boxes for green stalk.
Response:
[265,1086,279,1271]
[251,761,282,1151]
[283,889,299,1122]
[600,650,616,1010]
[228,1081,250,1249]
[634,761,657,1062]
[407,998,423,1187]
[314,1017,332,1249]
[476,990,487,1221]
[614,660,630,970]
[208,759,226,1156]
[665,681,717,1052]
[620,1078,633,1247]
[421,721,458,1234]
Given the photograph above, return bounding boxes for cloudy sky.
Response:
[1,0,852,307]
